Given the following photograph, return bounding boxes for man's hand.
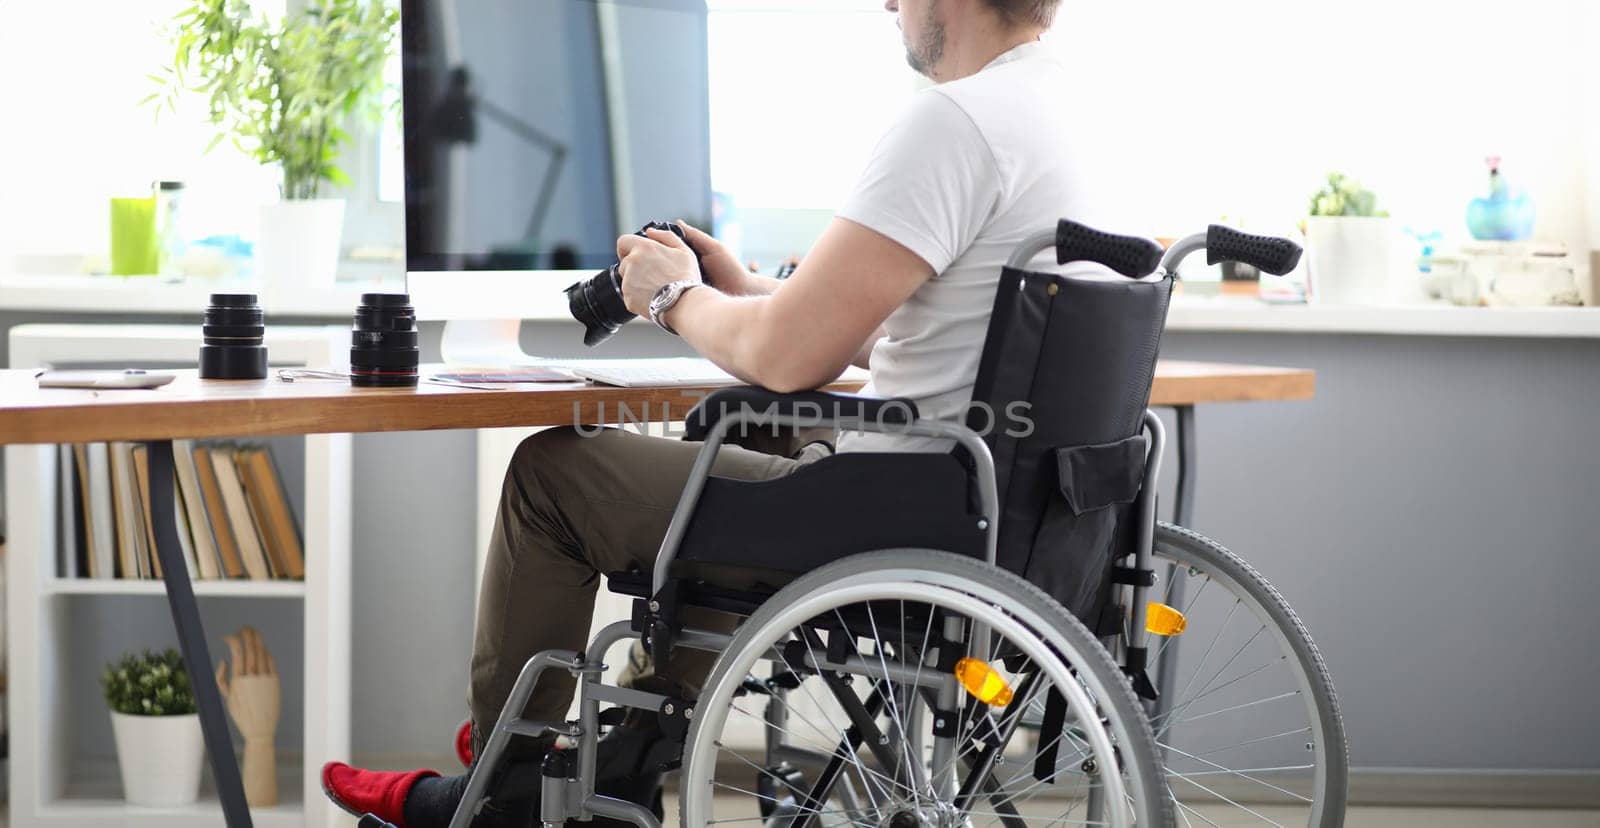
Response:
[677,221,762,295]
[617,226,702,317]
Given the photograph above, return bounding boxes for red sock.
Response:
[455,720,473,768]
[321,762,439,826]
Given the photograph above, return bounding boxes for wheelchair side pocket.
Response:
[1025,435,1147,625]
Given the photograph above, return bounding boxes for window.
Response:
[707,1,921,210]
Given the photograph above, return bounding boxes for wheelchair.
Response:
[392,222,1347,827]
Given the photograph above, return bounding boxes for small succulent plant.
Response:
[1308,172,1389,218]
[101,649,198,716]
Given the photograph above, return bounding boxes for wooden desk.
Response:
[0,360,1312,445]
[0,359,1313,827]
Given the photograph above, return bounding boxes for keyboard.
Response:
[560,358,741,388]
[557,358,870,389]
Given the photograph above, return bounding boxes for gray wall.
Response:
[6,310,1599,775]
[1155,331,1600,772]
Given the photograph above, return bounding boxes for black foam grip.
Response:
[1054,220,1164,279]
[1205,224,1304,276]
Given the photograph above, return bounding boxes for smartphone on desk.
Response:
[36,369,176,390]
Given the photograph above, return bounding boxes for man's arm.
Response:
[622,218,931,392]
[717,258,886,370]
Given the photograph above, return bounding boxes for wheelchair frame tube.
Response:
[651,413,1001,594]
[577,621,659,820]
[448,650,584,828]
[1005,229,1058,269]
[1159,231,1208,277]
[1129,410,1167,653]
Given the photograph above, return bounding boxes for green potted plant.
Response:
[158,0,397,295]
[1305,172,1394,305]
[101,649,203,806]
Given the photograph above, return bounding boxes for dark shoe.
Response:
[588,720,678,825]
[434,717,677,825]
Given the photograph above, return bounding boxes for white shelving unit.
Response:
[6,324,353,827]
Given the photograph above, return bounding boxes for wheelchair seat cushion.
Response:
[677,451,986,586]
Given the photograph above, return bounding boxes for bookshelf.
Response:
[5,323,352,827]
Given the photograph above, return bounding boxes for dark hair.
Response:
[981,0,1061,29]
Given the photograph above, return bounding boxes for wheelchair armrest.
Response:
[683,387,919,442]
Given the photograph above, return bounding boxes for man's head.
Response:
[886,0,1061,80]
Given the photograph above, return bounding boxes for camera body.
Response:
[566,221,704,347]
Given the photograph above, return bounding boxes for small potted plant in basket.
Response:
[1305,172,1394,305]
[101,649,205,807]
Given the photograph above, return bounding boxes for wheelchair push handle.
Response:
[1054,219,1165,279]
[1204,224,1304,276]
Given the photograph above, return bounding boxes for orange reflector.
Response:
[1146,602,1187,636]
[954,658,1014,707]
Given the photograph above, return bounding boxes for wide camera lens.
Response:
[350,293,420,388]
[199,293,268,380]
[565,265,634,347]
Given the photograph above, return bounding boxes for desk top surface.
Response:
[0,360,1314,445]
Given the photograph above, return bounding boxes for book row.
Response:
[58,440,305,582]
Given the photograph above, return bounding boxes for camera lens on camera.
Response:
[565,264,634,347]
[350,293,420,388]
[199,293,268,380]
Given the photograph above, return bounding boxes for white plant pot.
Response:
[109,711,205,807]
[258,198,346,301]
[1306,216,1394,305]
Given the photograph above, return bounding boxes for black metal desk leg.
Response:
[1153,406,1197,718]
[145,441,254,827]
[1172,405,1197,529]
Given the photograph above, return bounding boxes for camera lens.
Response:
[350,293,420,388]
[199,293,268,380]
[565,265,634,347]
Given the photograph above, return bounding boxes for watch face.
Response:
[650,286,674,315]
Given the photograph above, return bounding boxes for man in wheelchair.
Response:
[320,0,1117,824]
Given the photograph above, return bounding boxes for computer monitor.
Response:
[401,0,712,362]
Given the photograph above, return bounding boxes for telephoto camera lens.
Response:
[199,293,268,379]
[349,293,420,388]
[566,221,701,347]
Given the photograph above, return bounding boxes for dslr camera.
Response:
[566,221,705,346]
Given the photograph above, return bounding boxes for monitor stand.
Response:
[439,319,536,367]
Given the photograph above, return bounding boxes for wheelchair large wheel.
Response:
[680,550,1173,827]
[1139,523,1348,826]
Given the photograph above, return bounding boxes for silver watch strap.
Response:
[650,281,699,336]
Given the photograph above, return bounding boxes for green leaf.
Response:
[154,0,398,187]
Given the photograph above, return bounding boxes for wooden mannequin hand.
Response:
[216,626,280,806]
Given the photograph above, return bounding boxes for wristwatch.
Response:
[648,280,701,335]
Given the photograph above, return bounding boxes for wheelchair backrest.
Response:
[964,261,1174,628]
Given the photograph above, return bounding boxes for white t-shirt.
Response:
[834,41,1118,452]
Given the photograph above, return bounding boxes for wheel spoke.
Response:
[1143,532,1346,828]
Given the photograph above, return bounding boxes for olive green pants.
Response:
[468,425,826,759]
